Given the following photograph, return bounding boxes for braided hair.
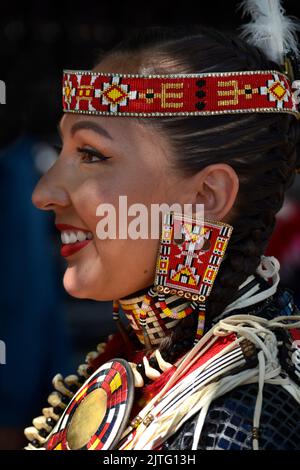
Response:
[97,25,300,361]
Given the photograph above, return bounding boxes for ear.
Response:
[190,164,239,221]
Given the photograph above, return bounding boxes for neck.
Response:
[120,284,152,301]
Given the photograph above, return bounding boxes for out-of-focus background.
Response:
[0,0,300,450]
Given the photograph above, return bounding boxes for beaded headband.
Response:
[62,69,300,118]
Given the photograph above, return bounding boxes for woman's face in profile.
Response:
[32,111,188,301]
[32,54,239,301]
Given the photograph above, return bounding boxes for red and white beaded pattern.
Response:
[62,70,299,117]
[155,213,233,300]
[119,292,188,346]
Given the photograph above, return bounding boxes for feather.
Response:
[239,0,300,65]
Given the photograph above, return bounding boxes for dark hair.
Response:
[97,25,300,360]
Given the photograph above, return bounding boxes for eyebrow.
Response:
[57,120,113,141]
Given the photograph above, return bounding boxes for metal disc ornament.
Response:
[45,359,134,450]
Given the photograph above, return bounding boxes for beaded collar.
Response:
[119,287,181,346]
[118,254,282,347]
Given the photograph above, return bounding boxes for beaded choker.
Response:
[62,70,299,118]
[118,288,183,347]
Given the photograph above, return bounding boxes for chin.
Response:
[63,267,95,299]
[62,266,114,301]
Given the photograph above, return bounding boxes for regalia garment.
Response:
[24,256,300,450]
[23,0,300,452]
[163,285,300,450]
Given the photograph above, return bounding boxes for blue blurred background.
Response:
[0,0,299,449]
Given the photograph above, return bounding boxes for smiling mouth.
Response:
[56,224,93,258]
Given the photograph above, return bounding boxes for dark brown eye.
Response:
[77,147,111,163]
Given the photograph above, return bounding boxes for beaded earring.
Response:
[152,212,233,344]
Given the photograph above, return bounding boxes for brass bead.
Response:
[130,416,143,429]
[252,427,261,440]
[143,414,154,426]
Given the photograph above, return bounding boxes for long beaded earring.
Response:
[152,212,233,344]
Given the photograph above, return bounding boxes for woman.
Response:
[25,7,300,451]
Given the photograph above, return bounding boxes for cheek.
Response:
[64,230,159,300]
[95,237,160,299]
[72,169,163,230]
[72,178,115,230]
[63,166,179,299]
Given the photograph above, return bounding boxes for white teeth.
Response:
[64,233,70,244]
[77,231,86,242]
[60,230,93,245]
[61,232,67,244]
[69,232,77,244]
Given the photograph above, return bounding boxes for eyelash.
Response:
[76,147,111,164]
[53,144,111,164]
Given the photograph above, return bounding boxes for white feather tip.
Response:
[239,0,300,65]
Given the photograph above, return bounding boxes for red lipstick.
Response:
[56,224,92,258]
[56,223,90,232]
[60,241,90,258]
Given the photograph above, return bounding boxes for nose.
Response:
[32,161,71,211]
